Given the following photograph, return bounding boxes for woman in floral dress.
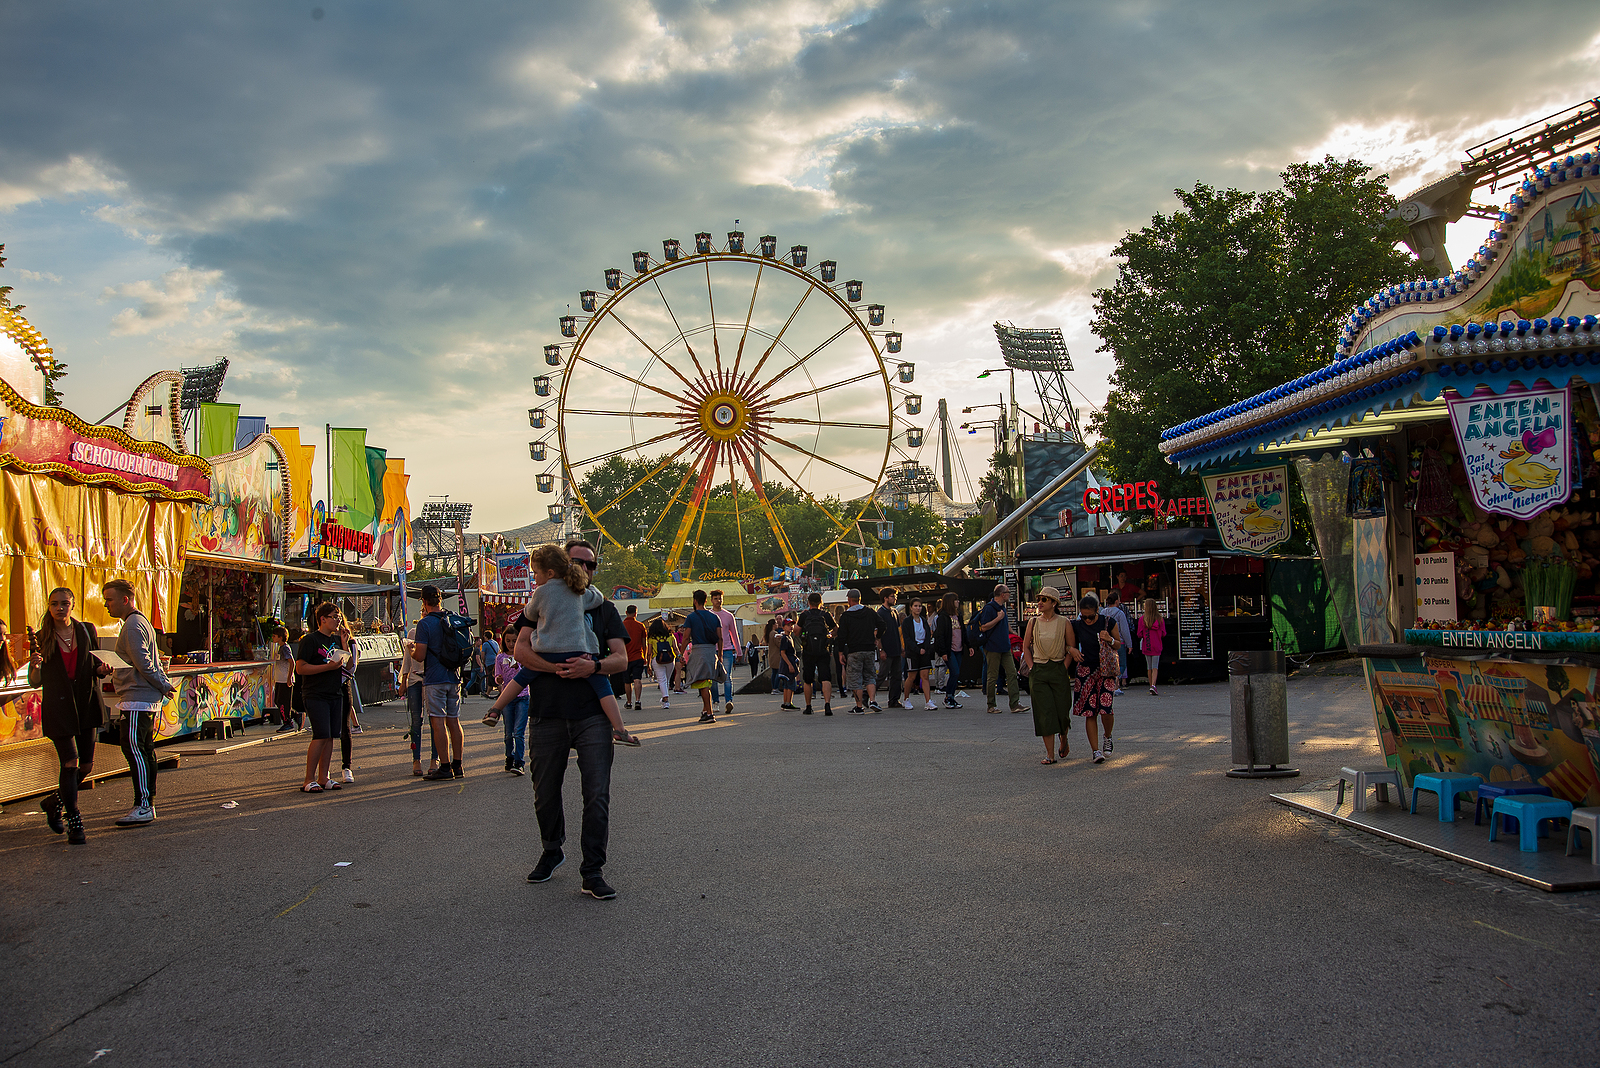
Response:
[1069,595,1120,765]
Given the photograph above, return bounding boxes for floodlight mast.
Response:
[178,357,230,452]
[992,323,1081,440]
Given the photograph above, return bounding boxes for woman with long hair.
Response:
[26,588,111,843]
[269,625,297,731]
[1069,595,1120,764]
[336,619,360,783]
[932,593,966,709]
[900,598,936,710]
[493,624,529,774]
[1137,598,1165,695]
[646,613,680,709]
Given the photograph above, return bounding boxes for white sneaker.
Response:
[924,700,937,710]
[342,768,355,783]
[116,803,155,826]
[662,697,670,707]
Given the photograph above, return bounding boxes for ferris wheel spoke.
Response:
[562,408,687,420]
[567,426,689,469]
[740,283,815,388]
[588,435,702,521]
[665,444,722,574]
[753,323,854,397]
[729,263,762,385]
[759,370,883,409]
[725,446,748,575]
[640,449,705,546]
[704,262,723,376]
[758,417,891,430]
[653,278,712,384]
[761,433,877,499]
[750,441,853,533]
[572,354,685,406]
[605,309,702,395]
[728,438,799,566]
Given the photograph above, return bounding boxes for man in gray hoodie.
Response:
[104,579,177,826]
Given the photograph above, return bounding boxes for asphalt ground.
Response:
[3,669,1598,1067]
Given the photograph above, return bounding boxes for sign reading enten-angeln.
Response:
[1447,385,1570,520]
[1201,466,1291,555]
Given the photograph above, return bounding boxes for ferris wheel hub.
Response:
[698,391,750,441]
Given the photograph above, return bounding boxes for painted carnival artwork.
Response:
[155,665,271,740]
[1365,655,1600,806]
[1202,466,1291,554]
[1447,385,1571,518]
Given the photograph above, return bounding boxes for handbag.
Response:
[1098,630,1120,680]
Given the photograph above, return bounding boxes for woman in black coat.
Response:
[932,593,967,709]
[900,597,936,709]
[27,587,109,844]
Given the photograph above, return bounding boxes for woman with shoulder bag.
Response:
[933,594,967,709]
[1068,595,1120,765]
[27,588,111,844]
[900,598,937,710]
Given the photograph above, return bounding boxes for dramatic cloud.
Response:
[2,1,1598,528]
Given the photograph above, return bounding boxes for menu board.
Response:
[1003,568,1021,634]
[1176,559,1213,661]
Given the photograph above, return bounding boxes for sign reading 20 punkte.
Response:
[1201,465,1291,555]
[1447,385,1570,520]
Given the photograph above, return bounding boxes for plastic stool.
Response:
[1473,782,1553,835]
[1566,808,1600,865]
[1489,796,1573,852]
[1336,766,1406,812]
[1410,772,1482,822]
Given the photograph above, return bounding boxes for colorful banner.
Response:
[198,402,240,459]
[234,415,268,452]
[188,436,283,562]
[329,427,373,533]
[374,458,410,569]
[156,664,271,740]
[365,446,387,534]
[1202,465,1291,554]
[309,500,325,559]
[0,377,210,501]
[1364,655,1600,806]
[395,508,409,627]
[1447,385,1570,519]
[496,552,532,596]
[270,426,317,553]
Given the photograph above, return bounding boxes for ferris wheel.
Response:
[530,232,920,577]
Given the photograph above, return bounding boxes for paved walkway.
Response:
[4,671,1597,1066]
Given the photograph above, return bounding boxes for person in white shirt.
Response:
[709,589,740,715]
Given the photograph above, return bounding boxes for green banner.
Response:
[330,428,374,532]
[365,446,387,534]
[197,402,240,458]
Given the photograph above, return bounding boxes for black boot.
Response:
[42,792,64,835]
[66,812,87,845]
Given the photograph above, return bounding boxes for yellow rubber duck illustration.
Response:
[1492,429,1561,490]
[1238,491,1284,535]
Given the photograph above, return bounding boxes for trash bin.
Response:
[1226,650,1299,779]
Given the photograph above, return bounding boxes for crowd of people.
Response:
[16,541,1170,899]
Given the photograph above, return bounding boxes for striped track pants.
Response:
[120,709,158,806]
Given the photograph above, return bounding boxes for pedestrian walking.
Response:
[1021,587,1071,763]
[296,602,348,793]
[837,588,884,713]
[796,592,835,715]
[977,584,1025,714]
[672,619,691,692]
[1101,590,1133,693]
[932,593,966,709]
[1137,598,1165,695]
[875,587,904,708]
[414,585,468,781]
[493,625,529,774]
[399,622,437,776]
[766,619,797,709]
[103,579,177,825]
[709,589,740,715]
[481,631,501,700]
[1069,595,1120,763]
[522,538,631,901]
[900,597,937,710]
[26,588,111,844]
[646,613,678,707]
[746,635,762,678]
[269,625,297,731]
[683,590,723,723]
[621,604,647,710]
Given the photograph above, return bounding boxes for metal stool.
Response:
[1410,772,1482,823]
[1473,782,1553,836]
[1566,808,1600,866]
[1336,766,1406,812]
[1488,796,1573,853]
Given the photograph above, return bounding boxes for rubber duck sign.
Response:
[1200,465,1292,555]
[1447,385,1570,520]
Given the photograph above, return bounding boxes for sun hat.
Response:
[1037,586,1062,604]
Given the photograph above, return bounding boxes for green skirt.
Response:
[1029,659,1072,737]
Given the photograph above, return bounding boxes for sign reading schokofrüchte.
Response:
[1201,465,1291,555]
[1447,385,1570,519]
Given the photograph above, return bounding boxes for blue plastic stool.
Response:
[1489,796,1573,852]
[1410,772,1482,822]
[1474,783,1553,836]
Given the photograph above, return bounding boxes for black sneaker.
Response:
[944,699,963,709]
[41,793,64,835]
[1103,735,1113,753]
[422,764,455,781]
[802,705,814,715]
[581,877,617,900]
[824,704,833,716]
[849,706,866,715]
[698,711,716,723]
[451,760,463,778]
[868,701,882,711]
[527,851,565,883]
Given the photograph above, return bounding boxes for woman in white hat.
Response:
[1021,586,1072,763]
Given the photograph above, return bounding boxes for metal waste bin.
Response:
[1226,650,1299,779]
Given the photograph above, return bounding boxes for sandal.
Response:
[1040,757,1056,765]
[301,782,322,793]
[324,779,342,791]
[612,728,642,747]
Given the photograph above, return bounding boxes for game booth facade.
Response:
[1160,153,1600,846]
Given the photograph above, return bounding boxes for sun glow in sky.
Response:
[3,2,1598,529]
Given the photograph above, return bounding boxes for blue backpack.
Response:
[426,612,475,672]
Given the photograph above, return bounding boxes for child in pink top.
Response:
[1136,597,1165,695]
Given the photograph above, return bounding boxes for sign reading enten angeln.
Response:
[1447,385,1570,520]
[1201,466,1291,555]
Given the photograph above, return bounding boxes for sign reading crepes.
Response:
[1202,466,1291,555]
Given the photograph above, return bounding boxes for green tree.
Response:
[1090,157,1414,502]
[595,543,663,594]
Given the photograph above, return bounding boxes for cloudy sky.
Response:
[4,1,1599,531]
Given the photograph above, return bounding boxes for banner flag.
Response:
[197,402,240,459]
[365,446,388,534]
[269,426,316,552]
[330,428,373,532]
[234,415,268,452]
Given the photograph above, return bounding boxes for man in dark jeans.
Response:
[520,539,629,900]
[875,586,903,709]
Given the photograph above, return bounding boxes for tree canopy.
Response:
[1089,157,1414,499]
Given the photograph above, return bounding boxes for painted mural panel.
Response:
[1365,655,1600,806]
[189,438,282,561]
[155,665,271,740]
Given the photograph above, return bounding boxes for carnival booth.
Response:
[0,317,203,797]
[1162,152,1600,847]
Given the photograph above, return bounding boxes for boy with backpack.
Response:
[415,585,473,780]
[796,592,836,716]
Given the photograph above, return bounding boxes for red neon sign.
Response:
[1083,480,1212,519]
[320,522,374,555]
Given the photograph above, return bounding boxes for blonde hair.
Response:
[532,543,590,594]
[1143,597,1160,626]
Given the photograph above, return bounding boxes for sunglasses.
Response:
[574,558,597,571]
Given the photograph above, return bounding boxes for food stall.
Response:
[287,579,406,705]
[1159,153,1600,812]
[0,317,203,797]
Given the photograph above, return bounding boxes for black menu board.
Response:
[1176,559,1213,661]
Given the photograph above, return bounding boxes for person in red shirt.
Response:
[621,603,648,710]
[1115,570,1141,607]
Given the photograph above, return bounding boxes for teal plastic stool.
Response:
[1489,796,1573,852]
[1410,772,1482,822]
